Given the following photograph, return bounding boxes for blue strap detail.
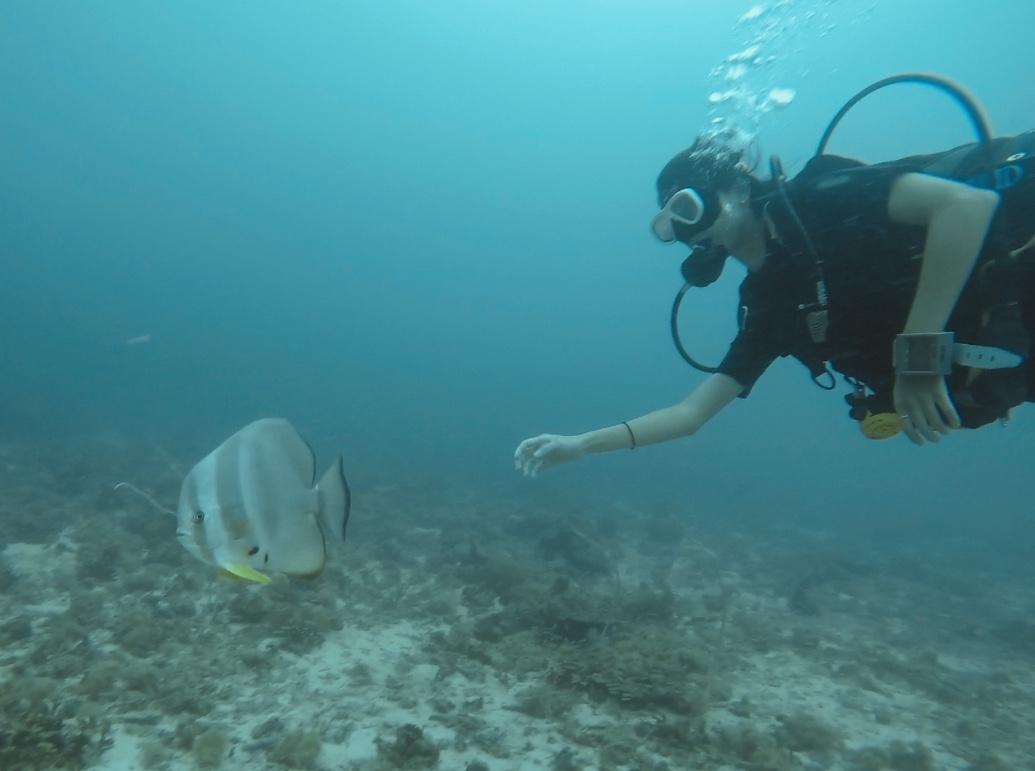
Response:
[965,164,1025,190]
[994,164,1025,190]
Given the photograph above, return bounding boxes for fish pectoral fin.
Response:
[219,563,272,584]
[294,558,325,581]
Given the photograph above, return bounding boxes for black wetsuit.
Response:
[717,146,1035,429]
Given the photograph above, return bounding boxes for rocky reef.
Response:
[0,437,1032,769]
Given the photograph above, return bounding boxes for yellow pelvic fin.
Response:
[219,563,272,584]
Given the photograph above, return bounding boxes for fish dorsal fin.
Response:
[243,419,316,486]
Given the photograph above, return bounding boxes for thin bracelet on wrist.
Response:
[622,421,637,450]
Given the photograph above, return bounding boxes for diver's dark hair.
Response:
[656,134,758,207]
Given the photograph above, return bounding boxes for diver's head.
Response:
[652,134,766,284]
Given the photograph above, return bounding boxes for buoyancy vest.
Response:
[771,130,1035,429]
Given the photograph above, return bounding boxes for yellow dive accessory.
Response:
[859,411,902,440]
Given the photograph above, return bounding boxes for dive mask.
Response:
[680,239,729,287]
[651,186,721,243]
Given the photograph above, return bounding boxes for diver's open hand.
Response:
[893,373,961,445]
[514,434,584,477]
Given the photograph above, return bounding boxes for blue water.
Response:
[2,0,1034,569]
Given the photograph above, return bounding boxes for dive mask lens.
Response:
[680,240,729,287]
[651,188,706,243]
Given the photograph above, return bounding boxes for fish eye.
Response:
[193,510,205,524]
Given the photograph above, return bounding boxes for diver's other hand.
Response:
[514,434,585,477]
[893,373,961,446]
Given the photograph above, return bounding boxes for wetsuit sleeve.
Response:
[714,270,793,397]
[717,328,778,397]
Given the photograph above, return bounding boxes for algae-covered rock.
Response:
[112,609,168,657]
[849,740,938,771]
[507,683,575,720]
[0,694,112,771]
[964,751,1011,771]
[546,628,711,714]
[251,716,285,740]
[886,740,937,771]
[376,723,440,768]
[270,730,322,770]
[776,711,844,754]
[137,739,173,769]
[192,728,228,769]
[0,615,32,644]
[0,553,18,593]
[550,747,583,771]
[75,541,122,583]
[715,724,792,768]
[539,525,615,576]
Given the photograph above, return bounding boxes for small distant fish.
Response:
[175,418,351,584]
[125,334,152,346]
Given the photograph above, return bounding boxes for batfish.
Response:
[175,418,350,584]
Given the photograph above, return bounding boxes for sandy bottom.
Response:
[0,438,1032,770]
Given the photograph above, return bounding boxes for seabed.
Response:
[0,435,1032,770]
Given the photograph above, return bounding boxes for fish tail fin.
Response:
[317,456,351,543]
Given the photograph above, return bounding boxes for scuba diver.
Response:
[515,74,1035,477]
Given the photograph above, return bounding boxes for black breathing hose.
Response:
[671,72,995,374]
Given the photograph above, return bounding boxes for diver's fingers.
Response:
[516,439,549,477]
[915,394,947,437]
[902,393,939,443]
[525,434,553,454]
[514,447,533,471]
[515,435,547,465]
[514,437,533,461]
[937,392,962,430]
[899,414,924,446]
[527,456,544,478]
[519,450,535,476]
[895,396,925,446]
[530,439,565,476]
[532,443,556,469]
[923,411,948,442]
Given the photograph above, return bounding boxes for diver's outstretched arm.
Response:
[514,373,744,477]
